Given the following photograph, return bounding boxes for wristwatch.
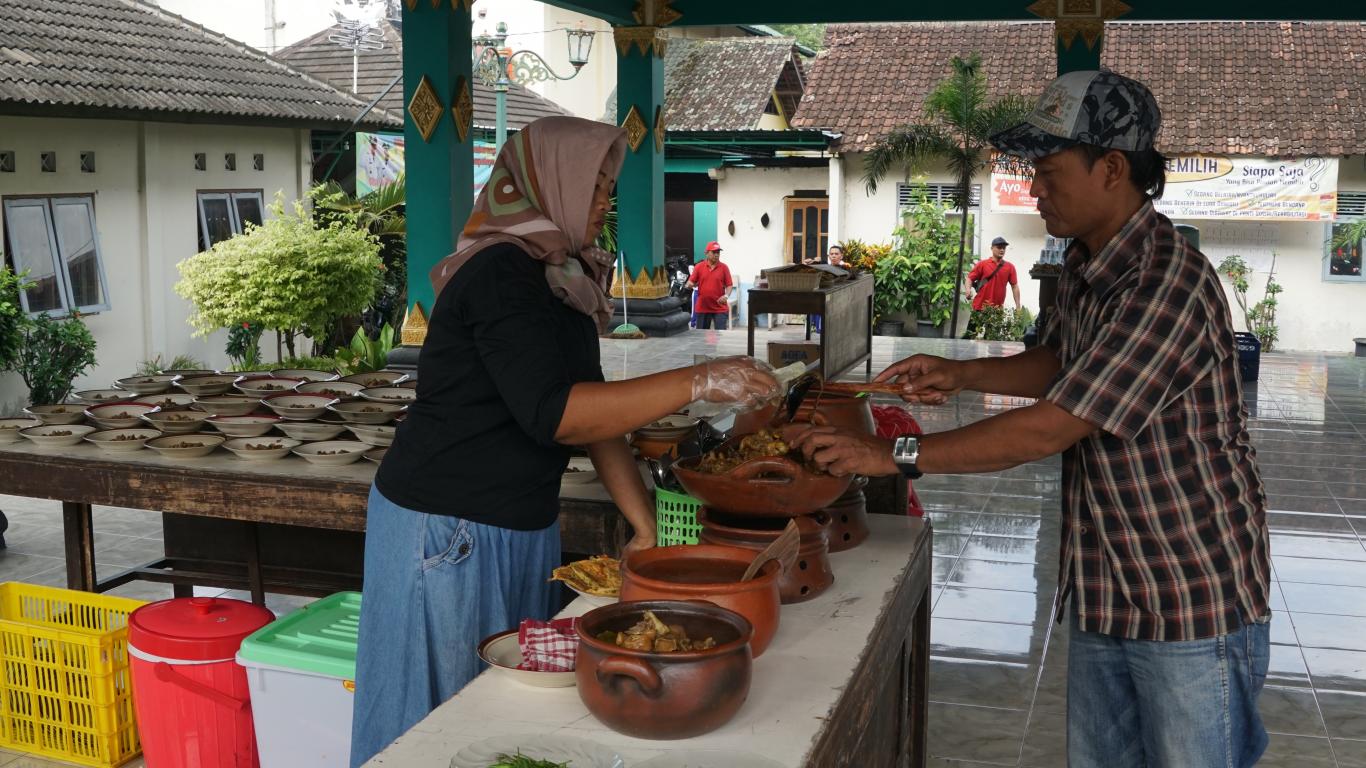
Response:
[892,436,923,479]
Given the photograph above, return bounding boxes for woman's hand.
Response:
[691,356,780,408]
[621,531,656,562]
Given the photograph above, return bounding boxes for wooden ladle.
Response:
[740,519,802,581]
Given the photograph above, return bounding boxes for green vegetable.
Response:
[487,752,570,768]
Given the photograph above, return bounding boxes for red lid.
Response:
[129,597,274,661]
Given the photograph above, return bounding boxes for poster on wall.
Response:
[356,132,498,198]
[990,154,1340,222]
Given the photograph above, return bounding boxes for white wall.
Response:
[0,116,310,409]
[715,165,830,307]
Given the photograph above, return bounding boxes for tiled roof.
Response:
[277,19,571,133]
[0,0,401,129]
[605,36,804,131]
[794,21,1366,157]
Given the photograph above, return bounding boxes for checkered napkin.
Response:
[517,617,580,672]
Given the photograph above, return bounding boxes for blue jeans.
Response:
[1067,615,1271,768]
[349,486,561,766]
[696,312,728,330]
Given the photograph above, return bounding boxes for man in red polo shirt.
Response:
[686,241,734,330]
[963,236,1021,338]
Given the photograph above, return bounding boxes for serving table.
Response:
[746,273,874,381]
[0,440,634,604]
[367,514,932,768]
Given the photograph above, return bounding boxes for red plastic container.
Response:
[128,597,274,767]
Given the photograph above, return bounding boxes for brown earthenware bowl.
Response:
[672,448,852,518]
[621,544,781,657]
[576,600,752,740]
[818,475,871,552]
[732,390,876,436]
[698,510,834,603]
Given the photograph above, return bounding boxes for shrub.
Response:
[17,313,97,405]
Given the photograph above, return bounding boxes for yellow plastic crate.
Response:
[0,583,144,767]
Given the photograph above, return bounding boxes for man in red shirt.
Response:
[687,241,734,330]
[963,236,1021,338]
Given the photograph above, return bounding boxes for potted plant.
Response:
[872,251,914,336]
[895,196,961,337]
[0,261,28,373]
[16,312,97,406]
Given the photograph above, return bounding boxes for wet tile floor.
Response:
[0,327,1362,767]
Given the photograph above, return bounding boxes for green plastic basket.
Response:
[655,488,703,546]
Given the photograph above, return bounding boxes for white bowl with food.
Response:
[295,381,364,402]
[131,393,197,411]
[141,410,211,434]
[85,428,162,453]
[190,395,261,417]
[358,387,416,405]
[550,555,620,607]
[20,424,96,447]
[207,415,281,438]
[223,436,301,461]
[274,421,350,442]
[23,403,88,426]
[86,403,160,430]
[476,629,577,688]
[562,457,597,484]
[363,446,388,463]
[72,389,130,406]
[633,413,699,442]
[233,376,302,398]
[114,375,177,394]
[291,440,368,466]
[328,401,406,425]
[450,734,622,768]
[145,434,224,458]
[270,368,340,383]
[340,371,409,389]
[175,374,239,397]
[261,393,338,421]
[0,418,41,443]
[345,424,395,447]
[159,368,217,378]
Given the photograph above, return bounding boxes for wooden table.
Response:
[747,274,874,381]
[368,514,932,768]
[0,441,634,603]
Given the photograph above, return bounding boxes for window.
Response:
[2,196,111,315]
[785,198,829,264]
[1325,192,1365,281]
[197,190,265,251]
[898,182,983,257]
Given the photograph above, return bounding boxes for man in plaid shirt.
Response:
[786,71,1272,767]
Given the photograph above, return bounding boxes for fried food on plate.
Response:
[549,555,621,596]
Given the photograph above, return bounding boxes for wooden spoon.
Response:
[740,519,801,582]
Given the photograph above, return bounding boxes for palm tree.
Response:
[864,54,1032,337]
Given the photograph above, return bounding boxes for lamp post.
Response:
[472,22,595,150]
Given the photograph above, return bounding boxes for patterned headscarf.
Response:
[430,116,628,332]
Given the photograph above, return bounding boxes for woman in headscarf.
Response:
[350,116,778,764]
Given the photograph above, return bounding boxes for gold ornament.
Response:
[451,76,474,143]
[1027,0,1132,49]
[451,0,474,9]
[612,26,668,58]
[401,302,430,346]
[622,105,648,152]
[404,0,417,10]
[632,0,681,27]
[611,266,670,299]
[653,105,665,153]
[408,75,444,142]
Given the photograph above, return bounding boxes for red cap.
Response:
[705,241,722,253]
[129,597,274,661]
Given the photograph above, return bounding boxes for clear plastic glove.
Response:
[690,356,781,409]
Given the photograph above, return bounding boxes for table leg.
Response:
[908,583,931,768]
[62,501,96,592]
[866,295,874,381]
[747,313,757,358]
[246,522,266,605]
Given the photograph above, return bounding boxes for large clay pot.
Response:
[792,393,876,434]
[576,600,753,740]
[698,510,834,603]
[673,451,852,518]
[622,544,781,657]
[819,476,871,552]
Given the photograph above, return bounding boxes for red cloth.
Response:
[517,617,579,672]
[967,257,1018,310]
[689,260,733,313]
[871,405,926,518]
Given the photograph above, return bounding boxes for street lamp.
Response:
[473,22,595,150]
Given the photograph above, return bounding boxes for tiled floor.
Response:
[0,326,1362,767]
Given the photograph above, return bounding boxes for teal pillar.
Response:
[401,2,473,333]
[614,30,666,284]
[1056,33,1102,74]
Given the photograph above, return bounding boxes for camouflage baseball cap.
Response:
[990,70,1161,160]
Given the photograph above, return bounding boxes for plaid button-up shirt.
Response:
[1042,201,1271,641]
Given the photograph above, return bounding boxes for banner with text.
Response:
[990,155,1339,221]
[357,133,499,199]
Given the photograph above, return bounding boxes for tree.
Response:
[313,174,407,341]
[769,23,826,52]
[863,54,1032,336]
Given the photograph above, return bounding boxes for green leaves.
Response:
[0,262,32,371]
[1217,253,1282,351]
[334,323,395,375]
[175,195,383,344]
[16,313,97,406]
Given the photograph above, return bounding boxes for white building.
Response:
[0,0,401,412]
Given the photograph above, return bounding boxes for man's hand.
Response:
[874,354,968,405]
[782,424,898,477]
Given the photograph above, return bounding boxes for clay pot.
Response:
[698,510,834,604]
[622,544,781,657]
[731,391,875,436]
[632,436,682,461]
[672,450,852,518]
[576,600,753,740]
[818,477,871,552]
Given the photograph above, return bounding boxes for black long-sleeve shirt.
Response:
[375,243,604,530]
